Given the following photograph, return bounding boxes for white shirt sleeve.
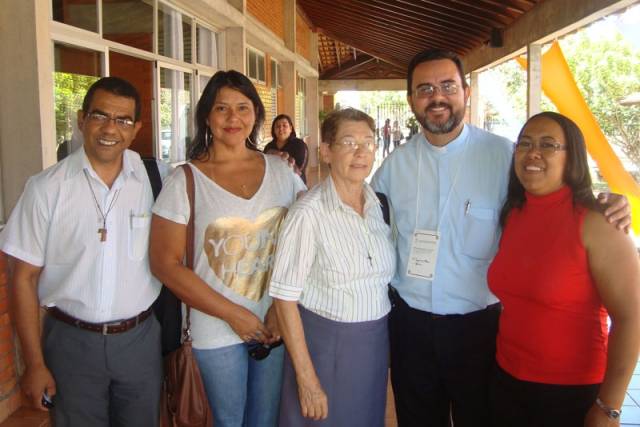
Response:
[0,177,50,267]
[152,166,190,225]
[269,204,317,301]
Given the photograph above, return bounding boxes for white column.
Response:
[306,77,319,168]
[527,43,542,118]
[225,27,245,72]
[280,61,297,120]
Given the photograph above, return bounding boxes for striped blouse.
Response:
[269,175,396,322]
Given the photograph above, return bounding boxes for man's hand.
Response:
[21,364,56,411]
[264,305,281,344]
[267,151,301,175]
[597,193,631,233]
[227,304,272,344]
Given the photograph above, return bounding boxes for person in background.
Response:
[263,114,309,184]
[382,118,391,157]
[270,108,395,427]
[1,76,166,426]
[392,119,403,150]
[488,112,640,427]
[150,70,305,427]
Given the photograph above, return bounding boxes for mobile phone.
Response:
[41,392,54,409]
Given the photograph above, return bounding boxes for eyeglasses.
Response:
[515,139,567,156]
[332,138,377,153]
[413,82,459,98]
[86,111,136,130]
[247,340,283,361]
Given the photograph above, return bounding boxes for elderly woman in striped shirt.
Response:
[269,108,396,427]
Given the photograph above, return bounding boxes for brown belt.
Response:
[47,306,153,335]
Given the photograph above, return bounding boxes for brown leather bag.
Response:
[161,164,213,427]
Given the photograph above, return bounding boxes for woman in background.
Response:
[263,114,308,184]
[488,112,640,427]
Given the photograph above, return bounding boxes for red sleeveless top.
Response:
[488,186,608,385]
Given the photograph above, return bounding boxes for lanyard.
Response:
[414,133,469,233]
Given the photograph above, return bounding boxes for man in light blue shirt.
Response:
[372,48,510,427]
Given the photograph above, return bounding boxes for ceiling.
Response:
[297,0,543,80]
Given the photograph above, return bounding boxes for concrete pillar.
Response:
[280,61,296,120]
[469,71,482,127]
[283,0,296,52]
[306,77,319,168]
[527,43,542,118]
[225,27,245,72]
[0,0,55,216]
[227,0,245,13]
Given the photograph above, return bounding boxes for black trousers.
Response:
[388,288,500,427]
[489,364,600,427]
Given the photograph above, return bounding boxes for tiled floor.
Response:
[383,359,640,426]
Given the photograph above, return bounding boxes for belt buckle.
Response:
[102,320,122,335]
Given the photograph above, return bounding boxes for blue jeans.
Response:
[194,343,284,427]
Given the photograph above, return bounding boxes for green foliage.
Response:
[54,72,98,145]
[561,32,640,168]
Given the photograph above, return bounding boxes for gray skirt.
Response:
[279,305,389,427]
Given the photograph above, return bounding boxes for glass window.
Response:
[159,68,192,163]
[277,63,282,87]
[248,50,257,79]
[158,3,192,62]
[270,59,277,89]
[257,54,265,82]
[53,43,101,161]
[196,25,218,68]
[246,48,265,83]
[199,74,211,97]
[52,0,98,32]
[103,0,153,52]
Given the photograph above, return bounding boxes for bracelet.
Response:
[595,397,622,420]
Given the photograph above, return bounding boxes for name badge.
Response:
[406,229,440,280]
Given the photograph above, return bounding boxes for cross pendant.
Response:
[367,253,373,266]
[98,228,107,242]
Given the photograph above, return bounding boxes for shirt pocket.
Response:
[461,206,498,260]
[129,213,151,261]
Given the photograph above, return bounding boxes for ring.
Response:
[255,331,262,335]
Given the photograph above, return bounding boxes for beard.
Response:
[414,101,465,134]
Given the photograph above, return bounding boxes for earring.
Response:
[205,126,213,146]
[247,135,257,147]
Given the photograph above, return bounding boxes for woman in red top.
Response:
[488,112,640,427]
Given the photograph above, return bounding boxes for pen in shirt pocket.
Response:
[464,200,471,215]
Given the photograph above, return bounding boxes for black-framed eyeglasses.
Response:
[413,82,459,98]
[515,139,567,156]
[247,340,283,360]
[86,111,136,130]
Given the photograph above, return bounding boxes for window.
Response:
[103,0,154,52]
[296,74,307,136]
[196,25,218,68]
[270,59,277,89]
[158,3,192,62]
[159,67,192,163]
[246,48,266,83]
[52,0,98,32]
[53,43,101,161]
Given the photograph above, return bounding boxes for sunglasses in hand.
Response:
[247,339,283,360]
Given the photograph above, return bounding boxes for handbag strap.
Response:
[181,164,196,339]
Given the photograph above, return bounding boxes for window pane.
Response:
[159,68,192,163]
[257,54,265,82]
[199,74,211,97]
[158,4,192,62]
[53,43,101,161]
[52,0,98,32]
[277,63,282,87]
[248,50,257,79]
[196,25,218,68]
[270,59,277,89]
[103,0,153,52]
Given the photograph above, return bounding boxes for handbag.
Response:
[161,164,213,427]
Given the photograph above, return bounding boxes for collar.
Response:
[64,146,144,183]
[321,174,379,215]
[422,123,470,155]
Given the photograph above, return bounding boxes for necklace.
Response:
[83,170,121,242]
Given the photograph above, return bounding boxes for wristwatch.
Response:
[595,397,622,420]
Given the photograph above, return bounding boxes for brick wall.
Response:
[296,12,311,61]
[0,252,22,423]
[247,0,284,41]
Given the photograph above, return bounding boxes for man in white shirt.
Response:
[1,77,163,426]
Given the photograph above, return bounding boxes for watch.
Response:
[595,397,622,420]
